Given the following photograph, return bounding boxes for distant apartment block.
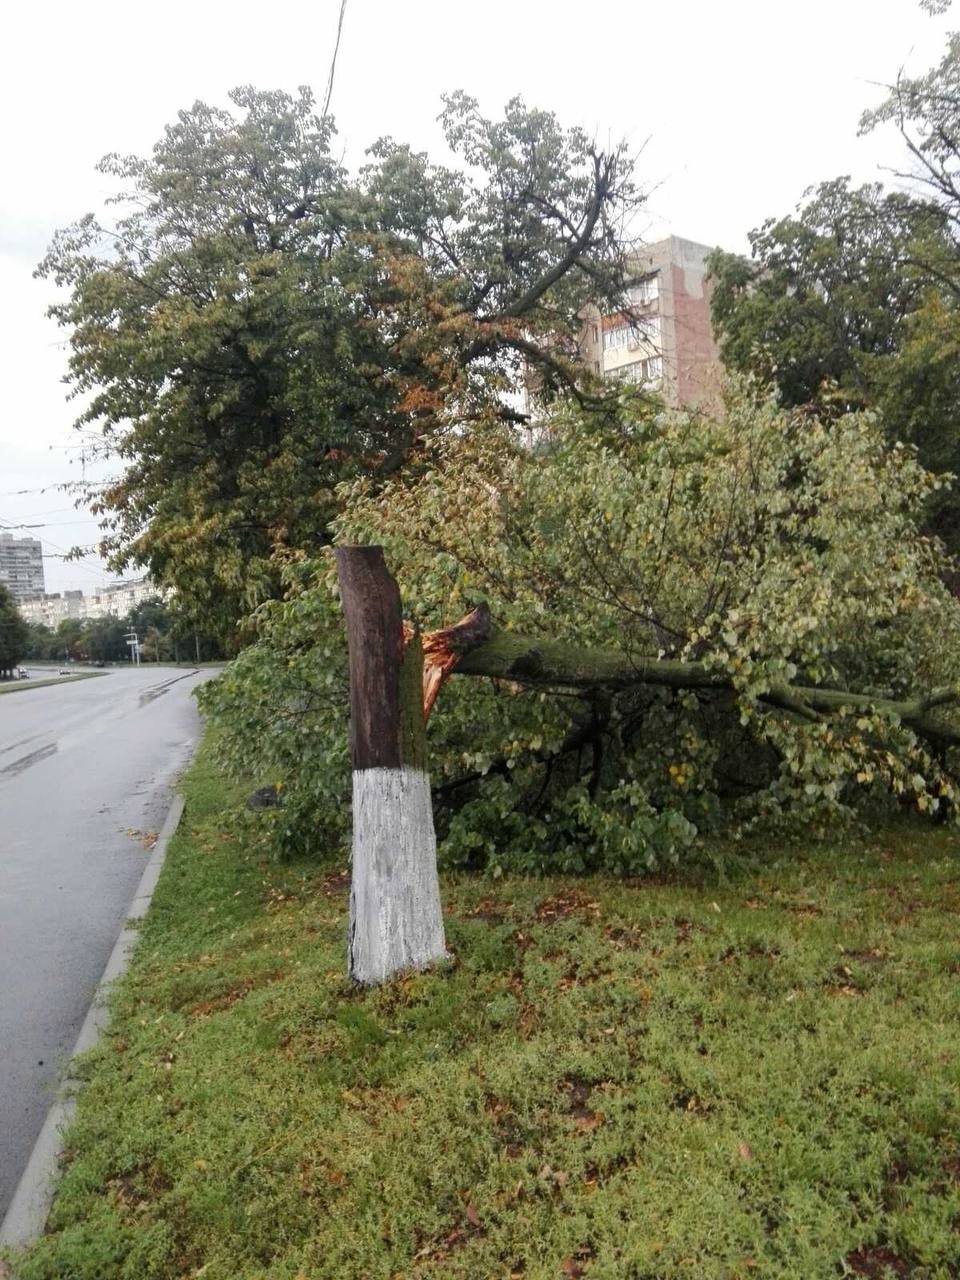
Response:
[578,235,722,407]
[18,588,86,628]
[85,577,161,620]
[18,576,161,627]
[0,531,45,601]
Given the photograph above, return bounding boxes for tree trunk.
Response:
[336,546,447,985]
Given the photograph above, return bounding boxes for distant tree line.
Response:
[0,584,29,677]
[22,596,224,665]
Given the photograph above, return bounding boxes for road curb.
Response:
[0,791,187,1255]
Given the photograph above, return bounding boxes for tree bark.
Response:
[336,546,447,985]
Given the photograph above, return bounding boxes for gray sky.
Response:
[0,0,951,591]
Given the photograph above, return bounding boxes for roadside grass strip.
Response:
[8,740,960,1279]
[0,673,106,697]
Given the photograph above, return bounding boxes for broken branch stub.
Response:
[418,604,492,719]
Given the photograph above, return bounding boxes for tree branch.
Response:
[496,152,614,320]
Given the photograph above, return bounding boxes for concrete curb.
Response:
[0,792,187,1254]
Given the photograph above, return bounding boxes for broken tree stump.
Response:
[335,545,448,985]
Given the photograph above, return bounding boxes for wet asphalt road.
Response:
[0,667,211,1218]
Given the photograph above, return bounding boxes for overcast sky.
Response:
[0,0,951,592]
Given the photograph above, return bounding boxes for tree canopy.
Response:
[708,31,960,551]
[0,585,29,675]
[23,597,224,663]
[40,87,640,633]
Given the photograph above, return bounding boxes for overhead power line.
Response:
[0,481,115,498]
[321,0,349,121]
[1,519,101,530]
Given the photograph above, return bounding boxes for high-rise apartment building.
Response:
[578,235,722,408]
[0,532,45,601]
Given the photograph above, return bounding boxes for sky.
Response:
[0,0,953,592]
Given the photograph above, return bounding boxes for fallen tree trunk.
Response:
[445,629,960,749]
[413,603,492,719]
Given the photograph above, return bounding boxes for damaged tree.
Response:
[338,545,960,985]
[336,548,498,983]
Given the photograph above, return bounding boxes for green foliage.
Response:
[711,27,960,552]
[708,180,943,409]
[199,574,350,857]
[706,180,960,552]
[0,583,29,674]
[12,742,960,1280]
[200,385,960,870]
[40,87,638,635]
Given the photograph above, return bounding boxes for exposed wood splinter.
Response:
[405,604,492,720]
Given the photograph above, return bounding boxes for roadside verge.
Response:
[4,741,960,1278]
[0,673,107,697]
[0,791,186,1252]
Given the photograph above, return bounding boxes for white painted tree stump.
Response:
[336,546,447,985]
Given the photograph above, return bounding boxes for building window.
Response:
[604,316,660,352]
[603,324,631,351]
[607,361,641,384]
[605,355,663,386]
[628,274,660,307]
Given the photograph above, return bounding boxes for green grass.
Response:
[9,741,960,1280]
[0,672,106,696]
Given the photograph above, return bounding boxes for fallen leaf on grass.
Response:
[561,1245,597,1276]
[534,891,601,923]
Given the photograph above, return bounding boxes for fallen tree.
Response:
[339,547,960,982]
[201,386,960,959]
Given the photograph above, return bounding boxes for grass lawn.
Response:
[9,740,960,1280]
